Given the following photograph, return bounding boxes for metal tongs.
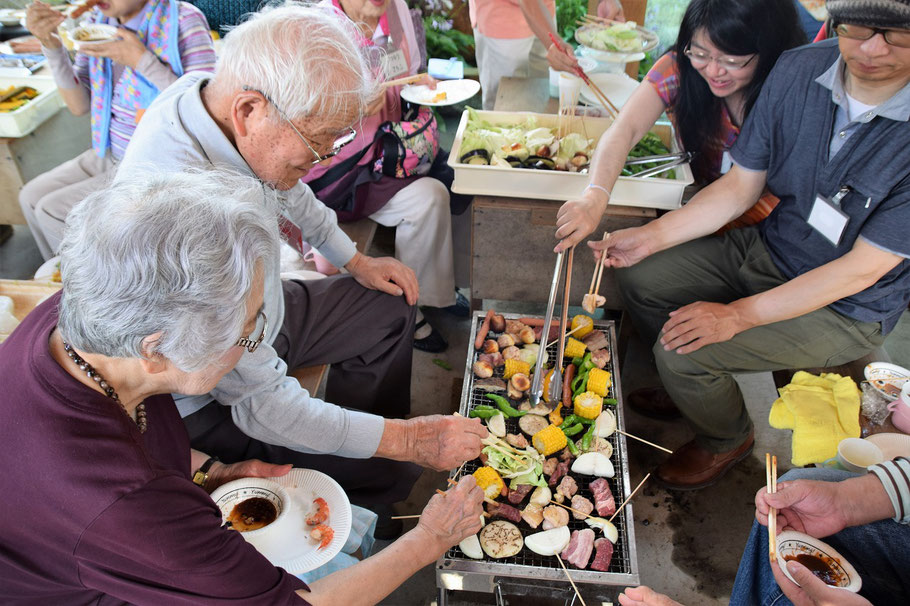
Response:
[529,246,575,407]
[625,151,694,178]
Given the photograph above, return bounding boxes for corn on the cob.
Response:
[564,337,586,360]
[573,391,603,420]
[472,466,505,499]
[532,424,568,456]
[541,368,554,403]
[503,358,530,380]
[549,402,563,426]
[586,368,612,397]
[570,314,594,338]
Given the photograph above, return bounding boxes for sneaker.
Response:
[413,319,448,353]
[439,290,470,318]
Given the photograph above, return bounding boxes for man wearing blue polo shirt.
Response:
[596,0,910,491]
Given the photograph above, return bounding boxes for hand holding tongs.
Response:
[625,151,694,178]
[529,246,575,407]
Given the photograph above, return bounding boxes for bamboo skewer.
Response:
[608,472,651,523]
[615,429,673,454]
[556,554,588,606]
[548,499,610,526]
[766,453,778,565]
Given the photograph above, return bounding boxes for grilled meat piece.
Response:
[486,501,522,523]
[548,461,569,487]
[590,348,610,369]
[542,504,569,530]
[542,457,558,477]
[475,377,507,392]
[582,330,609,352]
[556,475,578,500]
[559,447,575,463]
[505,433,529,449]
[508,483,533,505]
[591,538,614,571]
[560,529,596,569]
[589,478,616,517]
[521,502,544,529]
[570,495,594,520]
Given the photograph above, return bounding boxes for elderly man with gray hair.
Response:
[115,1,486,527]
[0,169,485,604]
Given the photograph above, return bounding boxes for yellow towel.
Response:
[769,371,861,466]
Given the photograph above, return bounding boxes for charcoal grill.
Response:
[436,312,640,605]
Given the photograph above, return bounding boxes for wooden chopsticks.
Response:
[615,429,673,454]
[381,72,427,89]
[555,554,587,606]
[608,472,650,523]
[766,453,778,564]
[582,232,609,314]
[547,33,619,120]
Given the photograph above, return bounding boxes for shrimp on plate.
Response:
[306,497,329,526]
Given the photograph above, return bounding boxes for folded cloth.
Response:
[769,371,861,466]
[296,504,377,584]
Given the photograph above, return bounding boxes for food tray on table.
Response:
[447,109,693,210]
[437,312,639,591]
[0,76,64,138]
[0,279,61,342]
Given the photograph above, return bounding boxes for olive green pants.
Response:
[617,227,884,453]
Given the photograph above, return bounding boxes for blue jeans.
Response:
[730,468,910,605]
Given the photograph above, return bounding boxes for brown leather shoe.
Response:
[657,432,755,491]
[627,386,682,420]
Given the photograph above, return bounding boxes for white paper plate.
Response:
[865,432,910,461]
[33,256,61,282]
[71,24,119,50]
[863,362,910,400]
[579,72,639,111]
[775,530,861,592]
[400,78,480,107]
[214,469,351,573]
[575,22,659,64]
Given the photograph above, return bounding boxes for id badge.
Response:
[720,150,732,175]
[380,48,409,80]
[807,193,849,246]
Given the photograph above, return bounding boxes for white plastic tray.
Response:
[0,75,64,138]
[447,109,693,210]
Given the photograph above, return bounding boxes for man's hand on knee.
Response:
[345,252,419,305]
[659,301,749,354]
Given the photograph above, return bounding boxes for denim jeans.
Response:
[730,467,910,605]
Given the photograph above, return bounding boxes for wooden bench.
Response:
[287,218,378,396]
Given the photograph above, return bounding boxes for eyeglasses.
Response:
[236,309,268,354]
[833,23,910,48]
[242,86,357,165]
[684,45,757,71]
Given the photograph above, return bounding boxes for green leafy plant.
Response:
[423,13,475,65]
[555,0,589,48]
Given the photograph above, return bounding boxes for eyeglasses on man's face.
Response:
[684,45,757,72]
[834,22,910,48]
[236,309,268,354]
[242,86,357,165]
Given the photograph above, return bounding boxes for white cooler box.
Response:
[0,75,65,138]
[447,109,693,210]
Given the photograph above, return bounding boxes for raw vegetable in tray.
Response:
[622,132,676,178]
[576,21,644,54]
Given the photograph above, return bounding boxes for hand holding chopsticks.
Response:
[546,33,619,120]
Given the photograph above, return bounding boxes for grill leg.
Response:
[437,587,448,606]
[494,582,507,606]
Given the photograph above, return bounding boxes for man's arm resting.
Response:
[729,238,903,332]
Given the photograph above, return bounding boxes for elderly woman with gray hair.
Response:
[0,170,484,604]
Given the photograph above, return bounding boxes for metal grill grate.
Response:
[442,313,636,582]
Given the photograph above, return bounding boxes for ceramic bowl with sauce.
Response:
[210,478,296,553]
[775,530,861,592]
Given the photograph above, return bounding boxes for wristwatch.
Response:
[192,456,219,488]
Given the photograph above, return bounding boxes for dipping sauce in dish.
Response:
[784,553,842,586]
[226,497,278,532]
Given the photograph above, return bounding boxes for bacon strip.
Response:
[560,529,595,569]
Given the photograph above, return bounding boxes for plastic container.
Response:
[0,75,64,137]
[447,109,694,210]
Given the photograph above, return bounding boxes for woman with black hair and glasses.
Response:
[554,0,807,251]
